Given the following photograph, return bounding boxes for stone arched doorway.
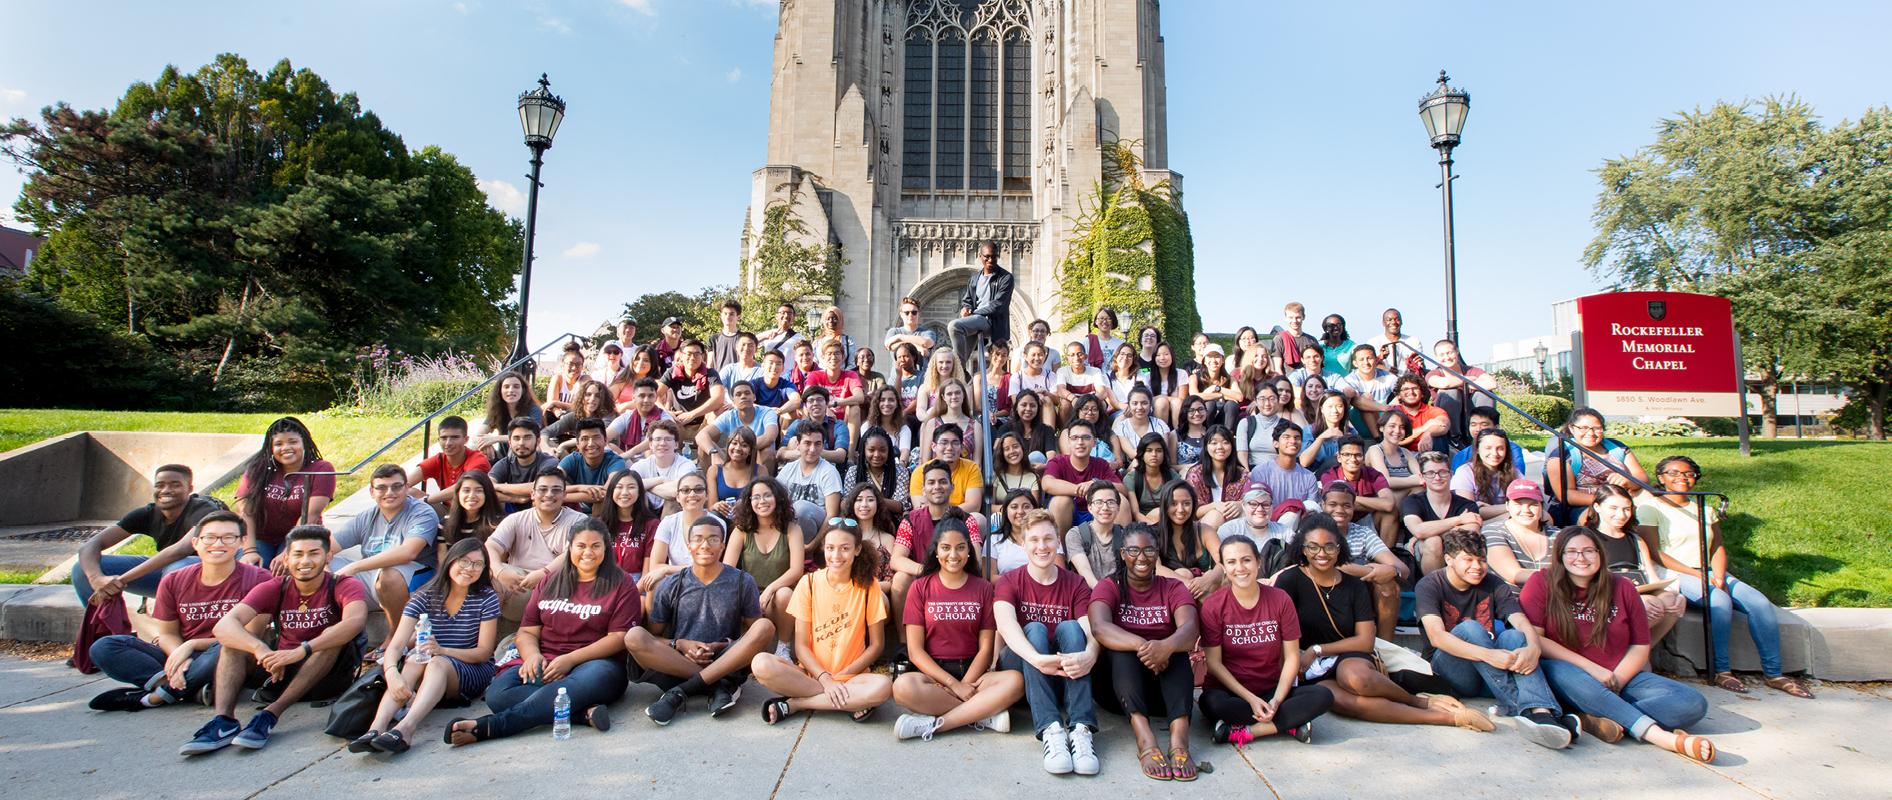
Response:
[908,266,977,353]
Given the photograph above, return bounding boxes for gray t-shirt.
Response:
[1481,519,1559,573]
[648,564,763,643]
[1344,522,1389,566]
[1064,523,1125,584]
[488,507,588,572]
[333,496,439,568]
[1215,519,1292,548]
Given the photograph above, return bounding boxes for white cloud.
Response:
[563,241,602,259]
[725,67,742,83]
[538,15,573,34]
[0,87,26,106]
[477,178,526,215]
[451,1,471,14]
[618,0,656,15]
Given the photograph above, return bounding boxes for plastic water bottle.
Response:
[552,687,571,740]
[410,614,433,664]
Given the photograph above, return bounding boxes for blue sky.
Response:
[3,0,1888,363]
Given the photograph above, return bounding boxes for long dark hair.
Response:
[1199,424,1243,491]
[734,477,796,535]
[239,417,322,514]
[1579,483,1637,532]
[1012,388,1046,434]
[844,481,902,534]
[443,471,503,542]
[991,489,1040,544]
[722,427,759,470]
[919,514,984,579]
[992,431,1032,477]
[570,379,617,421]
[862,385,907,434]
[1290,511,1352,568]
[482,372,541,433]
[540,517,623,600]
[594,470,658,534]
[417,538,494,613]
[1546,526,1618,651]
[853,427,901,497]
[1156,479,1202,570]
[1469,429,1519,505]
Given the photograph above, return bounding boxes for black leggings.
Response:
[1199,684,1334,732]
[1097,648,1193,722]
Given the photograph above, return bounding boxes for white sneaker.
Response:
[973,709,1010,733]
[774,641,793,661]
[1068,723,1100,775]
[895,713,942,741]
[1040,722,1075,774]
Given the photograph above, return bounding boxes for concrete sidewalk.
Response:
[0,656,1884,799]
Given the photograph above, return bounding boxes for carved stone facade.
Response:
[744,0,1178,354]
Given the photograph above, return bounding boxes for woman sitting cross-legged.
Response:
[1270,514,1493,734]
[628,515,780,724]
[1088,524,1202,782]
[353,538,502,754]
[1198,533,1334,752]
[1524,526,1716,762]
[446,518,638,745]
[751,519,895,723]
[892,516,1026,740]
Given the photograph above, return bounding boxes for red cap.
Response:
[1505,479,1544,503]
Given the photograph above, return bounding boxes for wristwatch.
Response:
[1312,644,1325,657]
[301,643,313,658]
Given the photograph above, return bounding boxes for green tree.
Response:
[618,286,730,346]
[736,180,846,334]
[2,54,521,409]
[1055,141,1200,346]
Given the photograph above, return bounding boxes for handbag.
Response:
[323,663,387,739]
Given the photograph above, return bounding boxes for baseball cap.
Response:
[662,316,681,327]
[1505,479,1544,503]
[1201,343,1226,357]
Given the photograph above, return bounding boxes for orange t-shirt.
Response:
[788,571,888,680]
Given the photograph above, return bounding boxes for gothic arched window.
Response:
[902,0,1032,194]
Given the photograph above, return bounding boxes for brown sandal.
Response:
[1673,729,1717,763]
[1712,672,1747,693]
[1169,748,1197,782]
[1764,676,1814,699]
[1139,747,1171,780]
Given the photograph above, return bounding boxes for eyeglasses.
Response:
[1090,498,1121,507]
[1120,546,1157,557]
[902,309,919,315]
[1563,548,1600,559]
[197,533,242,545]
[1068,434,1095,442]
[1421,470,1451,479]
[532,486,567,495]
[1302,543,1341,554]
[1661,470,1700,479]
[1570,425,1604,434]
[1243,501,1272,510]
[678,485,708,494]
[451,559,487,571]
[370,484,406,494]
[825,517,860,527]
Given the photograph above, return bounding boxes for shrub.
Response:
[0,286,207,409]
[1608,418,1705,438]
[1496,394,1572,437]
[1685,416,1742,437]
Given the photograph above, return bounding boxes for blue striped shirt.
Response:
[402,587,501,651]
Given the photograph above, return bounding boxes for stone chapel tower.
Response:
[742,0,1179,355]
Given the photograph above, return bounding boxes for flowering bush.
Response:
[335,345,497,417]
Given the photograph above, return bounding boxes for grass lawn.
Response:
[1512,435,1892,608]
[0,408,418,512]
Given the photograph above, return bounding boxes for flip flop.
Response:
[372,730,410,754]
[1712,672,1747,694]
[1169,747,1198,781]
[1673,729,1717,763]
[1139,747,1171,781]
[444,716,490,747]
[850,705,877,723]
[1764,676,1814,699]
[761,697,792,725]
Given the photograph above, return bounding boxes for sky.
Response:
[3,0,1889,364]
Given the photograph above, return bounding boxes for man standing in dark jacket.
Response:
[949,240,1014,358]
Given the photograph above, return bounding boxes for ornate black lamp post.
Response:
[1419,70,1470,349]
[508,74,567,374]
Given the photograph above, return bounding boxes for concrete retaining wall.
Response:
[0,431,253,526]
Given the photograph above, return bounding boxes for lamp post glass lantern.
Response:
[1418,70,1470,352]
[1534,341,1550,388]
[509,74,568,374]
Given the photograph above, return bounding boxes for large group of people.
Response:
[73,259,1808,775]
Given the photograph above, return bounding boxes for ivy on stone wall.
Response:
[736,180,848,333]
[1053,142,1201,346]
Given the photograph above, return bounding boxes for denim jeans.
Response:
[1541,661,1707,738]
[791,501,826,546]
[484,659,628,739]
[1676,573,1783,675]
[1428,619,1560,716]
[998,619,1097,736]
[71,556,200,605]
[88,635,221,698]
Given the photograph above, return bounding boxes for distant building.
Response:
[0,225,44,277]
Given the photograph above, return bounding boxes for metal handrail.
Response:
[1405,345,1733,682]
[287,332,590,508]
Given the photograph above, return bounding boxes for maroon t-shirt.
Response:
[1091,576,1194,641]
[240,574,367,651]
[1044,455,1121,516]
[155,563,273,641]
[1318,464,1389,498]
[612,517,660,576]
[236,460,337,544]
[1520,572,1649,670]
[904,573,996,661]
[523,578,642,660]
[1199,585,1301,690]
[995,567,1091,627]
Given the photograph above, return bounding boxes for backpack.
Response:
[1258,537,1294,579]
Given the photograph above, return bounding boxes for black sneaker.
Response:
[1517,710,1574,750]
[709,678,741,718]
[645,688,687,726]
[179,715,242,756]
[1558,713,1583,744]
[89,687,148,712]
[1211,719,1232,744]
[1288,720,1314,744]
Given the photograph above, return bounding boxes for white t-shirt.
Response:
[1010,370,1055,398]
[1635,494,1721,578]
[986,531,1063,576]
[1335,370,1398,404]
[655,512,725,566]
[1112,415,1171,448]
[1364,334,1427,367]
[631,455,697,510]
[775,459,843,508]
[1055,366,1112,399]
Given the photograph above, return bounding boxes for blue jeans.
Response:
[71,556,200,605]
[1676,573,1782,675]
[88,635,222,699]
[1428,619,1560,716]
[484,659,628,739]
[1542,661,1707,738]
[998,619,1097,736]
